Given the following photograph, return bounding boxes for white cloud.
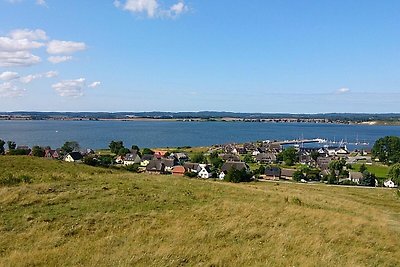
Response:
[115,0,188,18]
[9,29,48,41]
[0,71,19,81]
[36,0,47,6]
[0,82,25,97]
[20,70,58,83]
[337,87,350,94]
[88,81,101,88]
[47,55,73,64]
[52,78,86,97]
[169,1,187,16]
[47,40,87,54]
[0,36,45,51]
[0,51,41,67]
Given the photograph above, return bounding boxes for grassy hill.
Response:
[1,156,400,266]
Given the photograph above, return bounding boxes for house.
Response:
[349,171,363,184]
[44,149,60,159]
[173,152,189,162]
[115,156,124,164]
[237,147,247,155]
[384,180,396,188]
[172,166,186,176]
[317,157,332,170]
[198,164,212,178]
[280,168,296,180]
[255,153,276,164]
[161,158,175,172]
[219,161,249,180]
[146,160,165,174]
[220,153,240,162]
[64,152,83,163]
[154,150,168,157]
[183,162,200,173]
[140,154,154,167]
[264,167,281,180]
[123,153,141,165]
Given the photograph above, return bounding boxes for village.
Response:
[1,137,398,188]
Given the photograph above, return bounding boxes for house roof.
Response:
[349,171,363,180]
[161,158,175,167]
[265,167,281,176]
[146,160,165,172]
[67,152,83,160]
[221,162,248,172]
[172,166,186,173]
[281,168,296,177]
[124,153,140,161]
[183,162,200,170]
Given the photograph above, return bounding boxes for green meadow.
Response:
[1,156,399,266]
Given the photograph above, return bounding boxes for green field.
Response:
[1,156,400,266]
[353,163,390,178]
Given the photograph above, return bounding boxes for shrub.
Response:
[0,174,32,186]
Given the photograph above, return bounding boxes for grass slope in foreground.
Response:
[1,157,400,266]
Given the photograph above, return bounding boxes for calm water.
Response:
[1,120,400,149]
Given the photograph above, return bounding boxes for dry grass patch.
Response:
[0,156,399,266]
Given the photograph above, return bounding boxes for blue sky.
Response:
[0,0,399,113]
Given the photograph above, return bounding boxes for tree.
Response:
[279,147,298,166]
[118,147,130,156]
[61,141,80,154]
[224,168,252,183]
[142,148,154,155]
[310,150,320,162]
[191,152,206,163]
[388,163,400,185]
[109,140,124,154]
[243,154,254,164]
[0,139,5,155]
[360,171,376,187]
[131,145,140,152]
[359,164,367,173]
[7,141,16,150]
[32,146,45,157]
[293,170,305,182]
[372,136,400,164]
[210,156,223,169]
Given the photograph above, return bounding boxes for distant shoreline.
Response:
[1,116,400,126]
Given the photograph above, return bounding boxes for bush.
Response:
[184,172,198,178]
[125,164,140,172]
[0,174,32,186]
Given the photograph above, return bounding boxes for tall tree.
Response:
[109,140,124,154]
[279,147,299,166]
[32,146,45,157]
[61,141,80,154]
[372,136,400,164]
[388,163,400,185]
[0,139,5,155]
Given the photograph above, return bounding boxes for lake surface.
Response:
[1,120,400,149]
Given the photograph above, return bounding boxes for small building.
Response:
[183,162,200,173]
[219,161,249,180]
[64,152,83,163]
[280,168,296,180]
[172,166,186,176]
[264,166,281,180]
[384,180,396,188]
[255,153,276,164]
[349,171,363,184]
[123,153,141,165]
[146,160,165,174]
[198,164,212,179]
[140,154,154,167]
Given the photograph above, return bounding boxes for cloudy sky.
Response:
[0,0,399,113]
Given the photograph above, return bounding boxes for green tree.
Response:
[83,155,98,166]
[0,139,5,155]
[360,171,376,187]
[224,168,251,183]
[279,147,298,166]
[388,163,400,185]
[142,148,154,155]
[243,154,254,164]
[191,152,206,163]
[32,146,45,157]
[61,141,80,154]
[310,150,320,161]
[359,164,367,173]
[109,141,124,154]
[372,136,400,164]
[210,156,223,169]
[118,147,131,156]
[7,141,16,150]
[293,170,305,182]
[131,145,140,152]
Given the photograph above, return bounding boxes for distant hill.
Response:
[2,111,400,122]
